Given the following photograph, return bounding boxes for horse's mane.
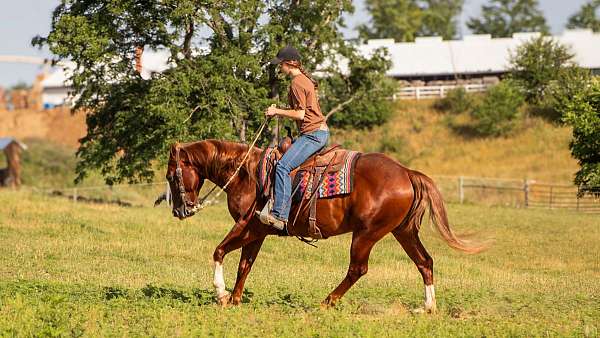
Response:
[181,139,261,184]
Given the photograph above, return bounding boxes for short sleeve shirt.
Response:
[288,74,325,134]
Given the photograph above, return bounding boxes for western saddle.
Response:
[257,132,351,239]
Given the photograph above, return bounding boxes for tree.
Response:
[561,78,600,194]
[467,0,549,38]
[567,0,600,32]
[359,0,424,42]
[34,0,395,184]
[508,36,575,107]
[359,0,464,41]
[420,0,465,40]
[470,79,524,137]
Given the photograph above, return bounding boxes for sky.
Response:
[0,0,592,87]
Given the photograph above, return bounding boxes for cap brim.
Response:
[270,57,282,65]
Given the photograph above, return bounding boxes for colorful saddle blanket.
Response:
[293,150,360,201]
[256,146,361,201]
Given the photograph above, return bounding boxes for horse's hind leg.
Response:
[392,227,436,313]
[322,231,380,307]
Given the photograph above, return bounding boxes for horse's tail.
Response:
[406,170,486,254]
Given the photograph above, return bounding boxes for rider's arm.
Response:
[266,82,307,120]
[269,107,305,120]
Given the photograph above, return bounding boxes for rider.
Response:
[262,46,329,230]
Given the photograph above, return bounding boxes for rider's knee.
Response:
[276,160,293,174]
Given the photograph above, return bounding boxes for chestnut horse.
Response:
[163,139,482,311]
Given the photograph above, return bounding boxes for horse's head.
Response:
[163,143,205,219]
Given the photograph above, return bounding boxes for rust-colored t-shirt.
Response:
[288,73,326,134]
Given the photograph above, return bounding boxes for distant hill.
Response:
[0,101,579,187]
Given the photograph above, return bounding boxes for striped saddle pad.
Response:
[293,150,361,201]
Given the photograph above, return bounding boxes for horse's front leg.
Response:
[231,237,265,305]
[212,221,263,306]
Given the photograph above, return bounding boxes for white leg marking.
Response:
[424,284,437,312]
[213,261,228,298]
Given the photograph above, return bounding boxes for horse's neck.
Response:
[196,141,257,189]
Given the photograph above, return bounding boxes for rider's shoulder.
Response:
[291,74,311,88]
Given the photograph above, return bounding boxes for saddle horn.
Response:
[278,126,294,154]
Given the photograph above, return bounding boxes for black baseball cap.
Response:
[270,46,301,65]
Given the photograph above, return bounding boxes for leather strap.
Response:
[308,166,324,239]
[306,152,337,239]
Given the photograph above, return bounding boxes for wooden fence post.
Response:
[73,188,77,203]
[523,180,529,208]
[458,176,464,204]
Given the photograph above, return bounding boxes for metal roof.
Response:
[0,138,27,151]
[41,30,600,90]
[359,29,600,77]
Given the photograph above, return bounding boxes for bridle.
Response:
[167,117,271,218]
[170,145,205,218]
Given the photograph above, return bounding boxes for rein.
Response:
[172,118,271,217]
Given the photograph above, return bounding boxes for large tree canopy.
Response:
[566,0,600,32]
[34,0,395,184]
[467,0,548,38]
[359,0,464,41]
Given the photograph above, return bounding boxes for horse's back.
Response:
[313,152,415,236]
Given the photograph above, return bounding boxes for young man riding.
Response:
[261,46,329,230]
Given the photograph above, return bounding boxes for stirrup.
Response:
[255,200,286,230]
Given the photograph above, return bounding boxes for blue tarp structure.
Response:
[0,138,27,151]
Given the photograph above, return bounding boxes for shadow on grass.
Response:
[264,292,311,310]
[103,284,256,306]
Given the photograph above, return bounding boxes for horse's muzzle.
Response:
[173,206,195,219]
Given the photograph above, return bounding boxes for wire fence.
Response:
[15,175,600,214]
[432,175,600,214]
[26,182,170,207]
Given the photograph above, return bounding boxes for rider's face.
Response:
[278,63,292,76]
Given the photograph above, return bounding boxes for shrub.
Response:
[561,77,600,194]
[434,87,474,114]
[377,132,415,165]
[471,80,525,137]
[547,66,593,120]
[509,36,575,108]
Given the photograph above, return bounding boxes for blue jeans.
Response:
[272,129,329,221]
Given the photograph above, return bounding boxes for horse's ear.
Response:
[169,142,180,157]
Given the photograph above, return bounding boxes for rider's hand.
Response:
[265,104,278,117]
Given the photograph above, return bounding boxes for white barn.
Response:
[361,29,600,81]
[42,29,600,106]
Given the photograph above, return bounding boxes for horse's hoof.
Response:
[218,292,231,307]
[426,306,437,314]
[412,306,436,314]
[320,296,337,309]
[231,296,242,306]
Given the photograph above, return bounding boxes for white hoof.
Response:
[424,284,436,313]
[218,291,231,307]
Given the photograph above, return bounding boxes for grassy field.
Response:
[0,190,598,337]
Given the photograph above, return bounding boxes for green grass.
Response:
[0,191,598,337]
